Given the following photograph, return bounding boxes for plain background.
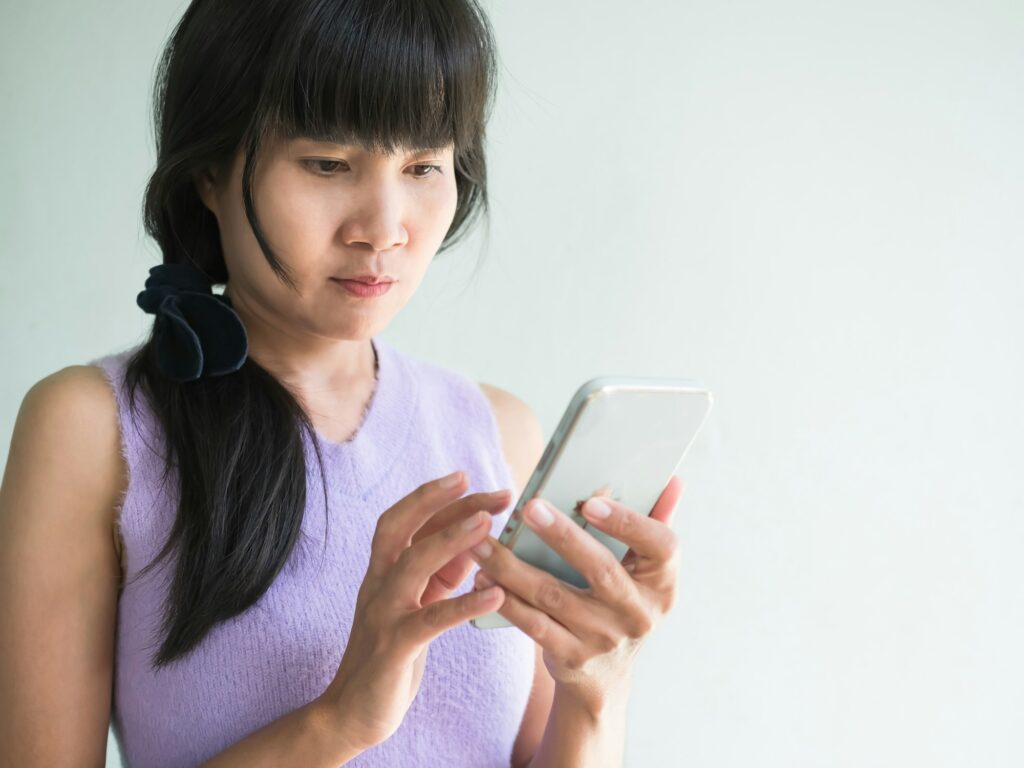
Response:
[2,0,1022,766]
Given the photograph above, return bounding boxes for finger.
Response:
[417,491,512,604]
[404,583,507,645]
[518,498,642,610]
[409,493,512,602]
[615,476,684,570]
[370,471,509,579]
[648,474,684,527]
[579,492,679,565]
[370,470,469,575]
[468,534,623,640]
[421,549,489,607]
[390,505,509,607]
[480,581,583,662]
[389,510,489,606]
[412,488,512,545]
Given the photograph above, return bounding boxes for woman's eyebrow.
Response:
[290,131,446,153]
[296,139,449,159]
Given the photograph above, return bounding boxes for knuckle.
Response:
[443,519,465,541]
[590,560,621,591]
[421,601,446,629]
[663,530,680,560]
[536,581,564,612]
[525,616,547,642]
[616,511,638,539]
[627,611,654,638]
[661,585,677,614]
[554,523,574,552]
[372,517,396,548]
[393,546,416,576]
[412,481,438,507]
[663,594,675,614]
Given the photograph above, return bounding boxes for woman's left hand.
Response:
[469,475,685,706]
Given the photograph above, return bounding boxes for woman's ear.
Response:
[193,169,219,217]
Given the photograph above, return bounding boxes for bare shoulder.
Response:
[477,382,545,497]
[5,364,128,558]
[15,364,127,507]
[0,364,126,760]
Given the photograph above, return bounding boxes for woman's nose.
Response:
[340,193,408,252]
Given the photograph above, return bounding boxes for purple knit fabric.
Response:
[88,336,535,768]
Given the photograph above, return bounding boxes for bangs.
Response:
[264,0,491,154]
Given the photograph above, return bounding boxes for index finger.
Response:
[370,471,511,576]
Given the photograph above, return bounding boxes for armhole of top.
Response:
[90,356,132,589]
[471,380,521,530]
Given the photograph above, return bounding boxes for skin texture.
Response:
[469,476,686,768]
[469,479,684,709]
[196,136,459,440]
[0,365,127,765]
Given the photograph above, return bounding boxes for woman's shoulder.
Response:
[10,364,128,574]
[476,382,545,498]
[19,364,125,457]
[20,363,129,499]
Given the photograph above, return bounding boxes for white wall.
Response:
[2,1,1021,766]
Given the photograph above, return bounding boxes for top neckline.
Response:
[309,337,381,448]
[306,335,420,492]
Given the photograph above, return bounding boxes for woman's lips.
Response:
[331,278,393,298]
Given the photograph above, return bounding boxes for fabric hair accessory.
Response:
[136,263,249,382]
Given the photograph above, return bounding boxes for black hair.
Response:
[120,0,499,668]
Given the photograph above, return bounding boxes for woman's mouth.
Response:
[330,278,393,298]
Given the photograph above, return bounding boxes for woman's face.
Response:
[196,135,458,342]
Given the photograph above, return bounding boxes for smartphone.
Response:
[470,375,713,629]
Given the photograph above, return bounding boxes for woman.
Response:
[0,0,684,765]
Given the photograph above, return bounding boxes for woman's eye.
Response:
[306,159,347,176]
[409,164,442,178]
[303,160,441,178]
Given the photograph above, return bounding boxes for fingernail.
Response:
[462,511,484,530]
[584,497,611,518]
[526,500,555,527]
[475,570,495,588]
[472,539,493,558]
[489,489,511,499]
[440,470,462,488]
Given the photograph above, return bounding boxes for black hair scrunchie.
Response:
[136,263,249,382]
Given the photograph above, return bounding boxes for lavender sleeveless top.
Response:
[88,336,535,768]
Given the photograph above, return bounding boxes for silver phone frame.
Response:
[470,375,713,629]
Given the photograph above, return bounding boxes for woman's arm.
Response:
[198,696,368,767]
[524,675,632,768]
[0,367,126,765]
[0,367,376,768]
[479,383,685,768]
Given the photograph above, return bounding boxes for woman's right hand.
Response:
[317,470,510,751]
